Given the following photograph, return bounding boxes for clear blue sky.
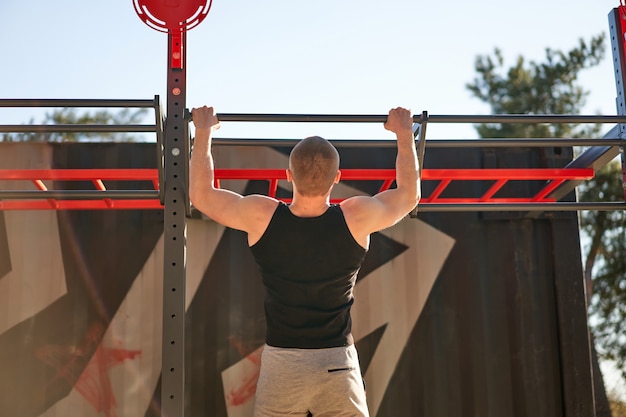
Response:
[0,0,620,140]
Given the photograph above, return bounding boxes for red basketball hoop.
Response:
[133,0,212,33]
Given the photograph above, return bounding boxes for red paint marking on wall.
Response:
[35,322,141,417]
[35,322,106,395]
[225,347,263,407]
[75,345,141,417]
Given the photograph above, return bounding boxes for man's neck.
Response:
[288,194,331,217]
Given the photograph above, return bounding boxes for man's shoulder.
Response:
[244,196,280,245]
[339,195,378,213]
[244,194,281,216]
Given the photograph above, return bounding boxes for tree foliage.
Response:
[467,33,626,386]
[466,34,605,138]
[1,107,148,142]
[579,160,626,380]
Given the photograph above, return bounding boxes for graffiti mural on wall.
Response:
[0,143,590,417]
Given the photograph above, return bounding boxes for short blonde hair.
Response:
[289,136,340,196]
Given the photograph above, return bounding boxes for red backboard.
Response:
[133,0,212,32]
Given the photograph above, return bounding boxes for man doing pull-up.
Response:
[189,105,420,417]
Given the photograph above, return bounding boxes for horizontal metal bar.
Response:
[2,200,622,212]
[416,202,626,212]
[2,102,621,123]
[417,138,624,147]
[0,169,158,180]
[213,113,626,124]
[215,113,393,123]
[0,190,159,199]
[0,99,157,108]
[0,200,163,210]
[210,138,625,148]
[0,124,157,133]
[427,115,626,124]
[1,193,622,211]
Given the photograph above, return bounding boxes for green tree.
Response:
[466,32,626,404]
[1,107,148,142]
[579,160,626,381]
[466,35,605,139]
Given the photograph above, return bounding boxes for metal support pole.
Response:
[409,111,427,218]
[161,31,188,417]
[610,7,626,202]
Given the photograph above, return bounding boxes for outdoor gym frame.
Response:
[1,3,626,417]
[1,103,624,212]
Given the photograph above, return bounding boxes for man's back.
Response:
[250,202,367,348]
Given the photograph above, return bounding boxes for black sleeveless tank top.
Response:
[249,202,367,348]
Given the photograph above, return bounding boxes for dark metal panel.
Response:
[0,142,164,417]
[550,217,595,417]
[376,146,588,416]
[0,142,595,416]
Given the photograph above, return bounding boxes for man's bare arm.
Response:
[189,106,277,235]
[341,107,420,239]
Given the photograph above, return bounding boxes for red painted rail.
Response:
[0,167,594,210]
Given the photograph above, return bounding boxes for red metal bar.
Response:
[619,4,626,202]
[92,179,113,208]
[379,179,395,193]
[32,179,47,190]
[426,179,452,202]
[268,179,279,198]
[480,179,508,202]
[421,168,593,180]
[0,169,158,180]
[0,169,158,209]
[0,167,595,210]
[0,199,164,210]
[532,179,566,202]
[619,5,626,79]
[31,179,57,208]
[1,168,592,181]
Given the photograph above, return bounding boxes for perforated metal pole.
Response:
[161,30,188,417]
[134,1,211,414]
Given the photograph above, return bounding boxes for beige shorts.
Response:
[254,344,369,417]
